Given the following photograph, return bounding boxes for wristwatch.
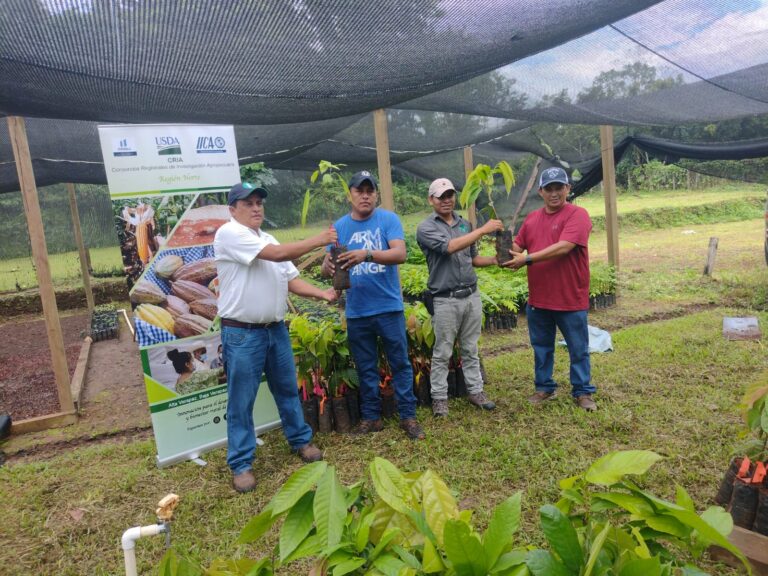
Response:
[525,255,533,266]
[365,250,374,263]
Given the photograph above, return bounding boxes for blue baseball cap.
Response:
[539,167,569,188]
[228,182,268,205]
[348,170,378,190]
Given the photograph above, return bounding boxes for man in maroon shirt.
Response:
[504,167,597,411]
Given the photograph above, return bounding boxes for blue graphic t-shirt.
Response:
[333,209,404,319]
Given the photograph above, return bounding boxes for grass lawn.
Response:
[1,190,767,574]
[573,182,765,218]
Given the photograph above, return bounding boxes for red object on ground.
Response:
[738,457,752,478]
[752,461,766,484]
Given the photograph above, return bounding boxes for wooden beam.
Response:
[70,336,92,411]
[11,411,78,434]
[373,109,394,211]
[509,157,543,232]
[67,183,95,312]
[703,237,718,276]
[599,125,620,270]
[463,147,477,227]
[7,116,75,414]
[297,247,326,271]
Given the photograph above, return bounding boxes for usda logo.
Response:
[195,136,227,154]
[155,136,182,156]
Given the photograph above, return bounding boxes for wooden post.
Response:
[67,183,95,312]
[600,125,620,270]
[704,237,719,276]
[373,109,394,211]
[463,146,476,227]
[7,116,76,415]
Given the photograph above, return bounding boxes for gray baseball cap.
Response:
[539,167,569,188]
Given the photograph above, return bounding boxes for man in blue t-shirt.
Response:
[321,170,424,440]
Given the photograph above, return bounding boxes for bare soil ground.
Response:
[0,313,88,420]
[1,310,150,459]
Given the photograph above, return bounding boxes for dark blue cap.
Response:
[228,182,268,205]
[348,170,378,190]
[539,167,569,188]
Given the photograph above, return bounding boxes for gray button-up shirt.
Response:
[416,211,478,294]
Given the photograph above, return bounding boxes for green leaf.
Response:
[699,506,733,538]
[279,491,315,562]
[484,492,522,567]
[645,514,690,538]
[460,180,483,210]
[585,451,663,486]
[495,161,516,195]
[420,469,459,547]
[391,544,421,569]
[618,556,662,576]
[630,527,651,559]
[525,550,572,576]
[634,489,747,568]
[332,557,366,576]
[369,457,409,513]
[592,492,655,517]
[280,533,323,564]
[491,550,527,573]
[539,505,583,572]
[311,170,320,184]
[238,507,279,544]
[356,509,376,552]
[422,537,445,573]
[443,519,488,576]
[583,521,610,576]
[314,465,347,548]
[372,553,407,576]
[301,188,312,228]
[675,485,696,512]
[369,527,402,561]
[271,461,327,515]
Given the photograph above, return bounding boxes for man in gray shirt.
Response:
[416,178,504,417]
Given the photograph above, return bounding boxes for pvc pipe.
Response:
[122,523,168,576]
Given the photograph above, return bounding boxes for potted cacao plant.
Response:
[301,160,353,290]
[459,161,515,265]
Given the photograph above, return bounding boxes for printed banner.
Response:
[98,124,240,198]
[99,124,280,467]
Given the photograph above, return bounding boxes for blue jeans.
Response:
[346,311,417,421]
[526,304,595,398]
[222,323,312,474]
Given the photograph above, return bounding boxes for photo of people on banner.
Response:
[145,334,225,394]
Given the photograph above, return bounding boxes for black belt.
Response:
[221,318,282,330]
[433,284,477,299]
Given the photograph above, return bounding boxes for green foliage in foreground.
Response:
[159,451,748,575]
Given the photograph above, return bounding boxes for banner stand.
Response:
[157,421,280,468]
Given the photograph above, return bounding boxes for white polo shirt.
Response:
[213,219,299,323]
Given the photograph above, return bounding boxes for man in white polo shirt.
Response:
[214,182,338,493]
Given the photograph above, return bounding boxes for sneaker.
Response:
[467,392,496,411]
[574,394,597,412]
[432,399,449,417]
[295,443,323,463]
[527,391,557,405]
[232,470,256,494]
[351,419,384,435]
[399,418,426,440]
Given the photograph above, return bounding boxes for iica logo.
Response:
[195,136,227,154]
[112,137,137,157]
[155,136,182,156]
